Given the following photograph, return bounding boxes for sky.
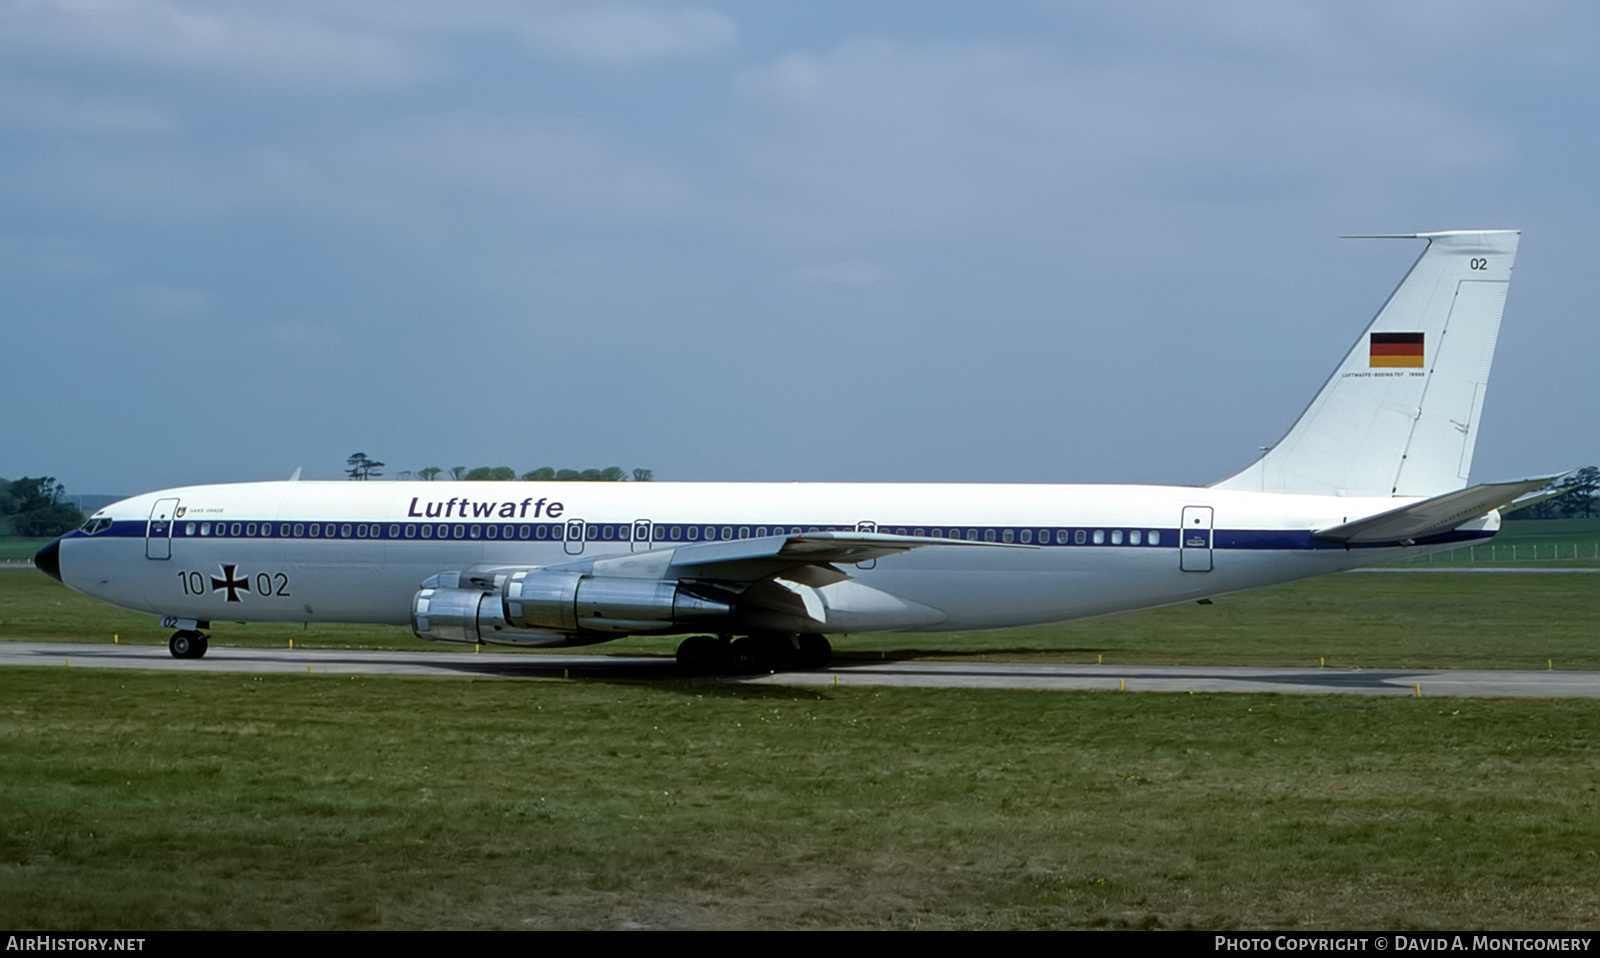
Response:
[3,0,1597,497]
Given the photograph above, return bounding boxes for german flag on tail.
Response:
[1370,332,1424,368]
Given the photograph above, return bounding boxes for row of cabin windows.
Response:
[178,520,1163,546]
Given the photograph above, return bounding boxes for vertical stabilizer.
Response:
[1215,230,1518,498]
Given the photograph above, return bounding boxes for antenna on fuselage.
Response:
[289,467,303,481]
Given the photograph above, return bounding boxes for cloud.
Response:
[339,116,692,225]
[515,2,737,66]
[791,261,892,286]
[0,78,175,133]
[729,30,1510,246]
[127,283,207,318]
[0,0,417,88]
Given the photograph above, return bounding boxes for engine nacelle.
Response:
[411,569,735,646]
[411,580,573,647]
[504,569,734,634]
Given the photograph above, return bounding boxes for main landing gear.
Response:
[675,633,832,674]
[169,630,210,659]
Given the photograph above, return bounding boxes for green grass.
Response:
[1401,518,1600,567]
[0,537,50,561]
[4,547,1600,928]
[3,565,1595,670]
[2,670,1598,929]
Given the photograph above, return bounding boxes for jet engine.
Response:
[412,569,736,647]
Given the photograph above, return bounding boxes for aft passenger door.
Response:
[1180,506,1213,572]
[146,498,180,560]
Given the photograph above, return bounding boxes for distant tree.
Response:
[396,470,413,481]
[1561,466,1599,518]
[521,468,555,481]
[632,468,654,482]
[1510,466,1599,519]
[346,452,385,481]
[555,469,580,481]
[599,467,625,481]
[418,467,442,481]
[3,476,84,537]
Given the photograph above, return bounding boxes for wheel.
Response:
[728,635,775,674]
[675,635,726,673]
[169,631,209,659]
[794,633,832,670]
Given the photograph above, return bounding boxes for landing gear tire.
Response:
[169,631,209,659]
[675,635,727,673]
[793,633,832,670]
[729,635,777,674]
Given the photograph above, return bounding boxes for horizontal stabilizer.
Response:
[1313,475,1558,544]
[1500,471,1585,515]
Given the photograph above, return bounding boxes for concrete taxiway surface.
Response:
[4,641,1598,698]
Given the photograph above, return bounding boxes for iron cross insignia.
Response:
[211,564,250,602]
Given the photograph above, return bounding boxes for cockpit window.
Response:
[80,517,113,534]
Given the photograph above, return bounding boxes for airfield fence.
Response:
[1396,540,1600,568]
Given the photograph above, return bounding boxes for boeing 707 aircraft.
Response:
[35,230,1552,671]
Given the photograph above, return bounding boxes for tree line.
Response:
[0,477,84,538]
[346,453,652,482]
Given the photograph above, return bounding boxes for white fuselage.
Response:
[53,479,1495,637]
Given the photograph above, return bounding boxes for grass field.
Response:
[2,526,1598,929]
[0,537,48,560]
[3,669,1599,930]
[1402,518,1600,567]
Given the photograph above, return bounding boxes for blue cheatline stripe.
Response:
[68,519,1498,551]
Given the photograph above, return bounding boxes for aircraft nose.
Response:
[34,538,62,583]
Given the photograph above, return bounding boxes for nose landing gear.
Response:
[169,630,210,659]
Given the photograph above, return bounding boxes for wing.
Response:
[517,530,1033,586]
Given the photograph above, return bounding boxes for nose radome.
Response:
[34,538,62,583]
